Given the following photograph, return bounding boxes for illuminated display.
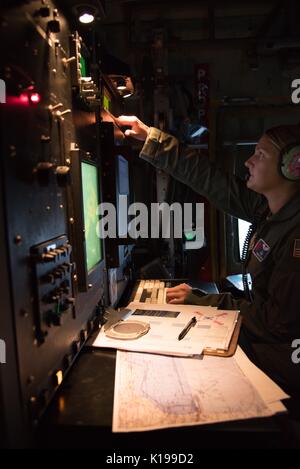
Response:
[81,162,102,272]
[103,94,111,111]
[80,55,88,78]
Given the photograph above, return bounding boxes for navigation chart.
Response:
[113,351,272,432]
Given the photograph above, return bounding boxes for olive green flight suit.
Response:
[140,127,300,394]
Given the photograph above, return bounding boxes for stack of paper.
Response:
[112,347,288,432]
[93,303,239,357]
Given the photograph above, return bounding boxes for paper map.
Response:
[113,350,275,432]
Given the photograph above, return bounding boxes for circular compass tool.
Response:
[105,320,150,340]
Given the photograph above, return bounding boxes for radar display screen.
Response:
[81,161,102,272]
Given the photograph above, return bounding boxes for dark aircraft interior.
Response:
[0,0,299,451]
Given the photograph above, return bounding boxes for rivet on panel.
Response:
[14,234,22,244]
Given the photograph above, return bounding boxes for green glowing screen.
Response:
[80,56,87,78]
[103,94,111,111]
[81,162,102,272]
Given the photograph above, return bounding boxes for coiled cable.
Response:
[241,223,255,302]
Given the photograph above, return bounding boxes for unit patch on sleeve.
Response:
[293,239,300,258]
[252,238,271,262]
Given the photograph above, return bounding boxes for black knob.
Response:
[63,355,71,370]
[71,341,79,357]
[52,314,62,326]
[47,19,60,33]
[54,269,64,279]
[44,273,55,284]
[80,329,87,344]
[39,6,51,17]
[65,297,75,305]
[34,162,54,186]
[61,279,70,288]
[45,310,61,326]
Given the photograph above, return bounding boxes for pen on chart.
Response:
[178,316,197,341]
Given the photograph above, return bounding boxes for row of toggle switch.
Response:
[28,313,101,423]
[43,265,72,283]
[41,244,71,262]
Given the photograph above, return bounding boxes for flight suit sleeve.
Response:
[140,127,265,222]
[184,290,206,305]
[253,232,300,341]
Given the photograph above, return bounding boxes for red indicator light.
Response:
[6,91,41,106]
[19,93,30,104]
[30,93,41,104]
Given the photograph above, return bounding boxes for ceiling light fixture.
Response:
[79,12,95,23]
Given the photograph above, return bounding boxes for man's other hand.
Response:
[166,283,192,304]
[115,115,150,141]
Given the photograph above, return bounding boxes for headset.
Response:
[278,143,300,181]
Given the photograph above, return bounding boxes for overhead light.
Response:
[123,93,132,99]
[75,5,97,24]
[79,12,95,24]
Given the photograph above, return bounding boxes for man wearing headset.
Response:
[116,116,300,394]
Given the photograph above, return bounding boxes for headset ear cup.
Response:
[280,144,300,181]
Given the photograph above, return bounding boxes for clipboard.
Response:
[202,314,242,357]
[96,303,242,358]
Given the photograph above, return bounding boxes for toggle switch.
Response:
[54,109,71,121]
[80,77,93,83]
[55,247,65,255]
[62,262,73,273]
[55,165,71,187]
[48,102,63,112]
[63,244,72,254]
[53,269,64,279]
[40,135,51,143]
[41,252,56,262]
[62,56,76,66]
[55,166,70,175]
